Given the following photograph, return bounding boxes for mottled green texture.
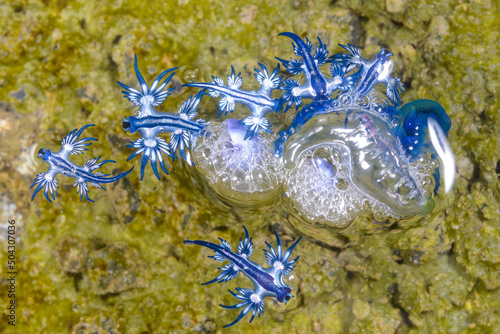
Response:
[0,0,498,333]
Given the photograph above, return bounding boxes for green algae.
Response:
[0,0,499,333]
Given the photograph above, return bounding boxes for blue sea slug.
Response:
[184,226,301,327]
[185,63,283,140]
[31,124,133,202]
[331,43,405,104]
[276,32,359,111]
[118,55,207,180]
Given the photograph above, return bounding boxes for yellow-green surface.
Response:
[0,0,499,333]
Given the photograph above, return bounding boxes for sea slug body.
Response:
[185,63,283,140]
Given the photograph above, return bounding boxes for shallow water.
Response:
[0,0,499,333]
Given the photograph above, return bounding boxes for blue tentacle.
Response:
[117,55,177,107]
[220,288,265,328]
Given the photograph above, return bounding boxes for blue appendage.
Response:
[264,230,300,275]
[126,136,175,180]
[118,55,176,108]
[220,287,265,328]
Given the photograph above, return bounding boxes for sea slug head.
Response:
[37,147,51,161]
[122,116,139,134]
[276,286,293,304]
[378,48,393,60]
[122,117,131,133]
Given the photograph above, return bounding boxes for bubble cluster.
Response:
[193,120,280,202]
[282,145,365,227]
[192,100,442,227]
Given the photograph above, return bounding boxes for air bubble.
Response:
[373,210,388,223]
[283,273,296,291]
[182,67,200,83]
[391,118,400,128]
[193,105,441,230]
[193,121,279,196]
[360,96,370,107]
[370,98,388,112]
[422,175,435,192]
[336,178,349,190]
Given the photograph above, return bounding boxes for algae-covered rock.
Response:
[398,270,433,314]
[71,308,122,334]
[1,0,499,333]
[454,221,500,290]
[349,302,401,333]
[54,237,90,274]
[87,244,150,295]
